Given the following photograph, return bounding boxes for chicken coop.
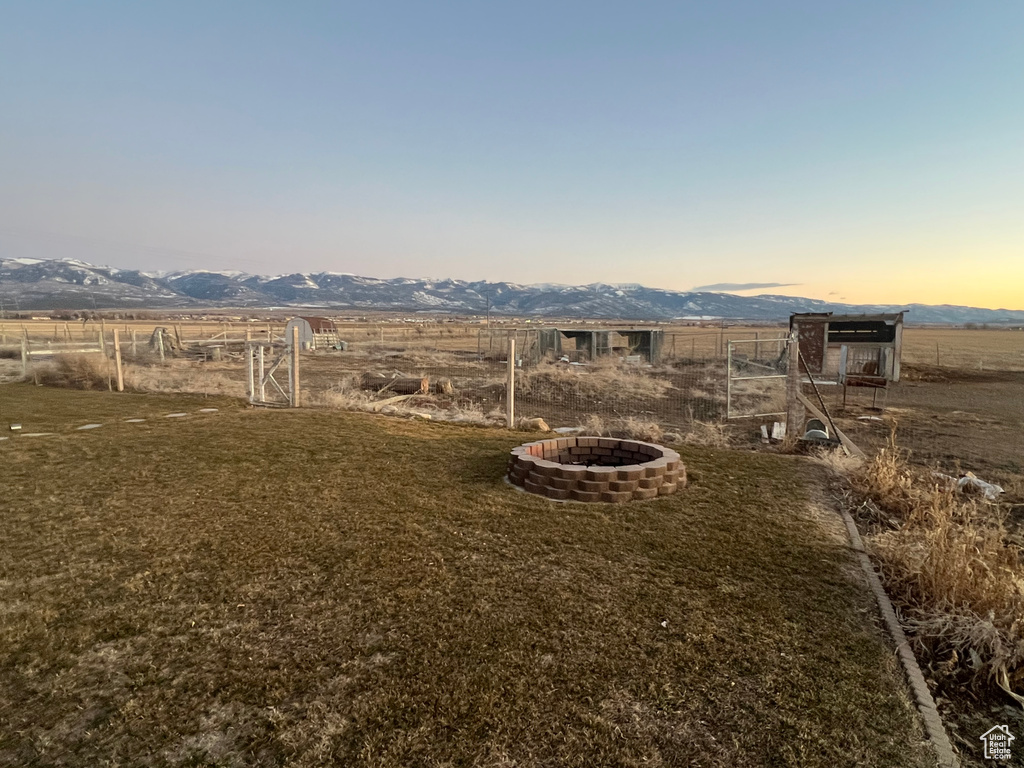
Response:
[790,311,905,407]
[284,316,345,351]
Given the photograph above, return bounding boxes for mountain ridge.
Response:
[2,257,1023,324]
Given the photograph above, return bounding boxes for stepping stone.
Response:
[124,418,146,423]
[0,436,8,441]
[198,408,219,413]
[76,424,103,430]
[21,432,54,438]
[165,413,188,418]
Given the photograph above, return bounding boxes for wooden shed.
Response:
[285,316,343,350]
[790,312,905,386]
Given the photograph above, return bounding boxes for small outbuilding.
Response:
[537,328,664,363]
[285,316,344,351]
[790,311,905,405]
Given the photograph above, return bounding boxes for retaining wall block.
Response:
[524,478,546,495]
[609,480,640,493]
[616,467,645,481]
[600,490,633,503]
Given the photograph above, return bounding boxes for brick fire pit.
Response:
[507,437,685,502]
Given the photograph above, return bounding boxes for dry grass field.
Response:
[6,314,1021,365]
[0,384,937,767]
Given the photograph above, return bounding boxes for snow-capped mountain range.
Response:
[2,257,1023,324]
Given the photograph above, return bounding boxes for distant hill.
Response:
[2,257,1023,324]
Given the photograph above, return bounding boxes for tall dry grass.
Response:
[577,414,665,443]
[28,354,245,397]
[840,431,1024,703]
[28,354,112,389]
[518,359,673,404]
[576,413,730,448]
[124,363,244,398]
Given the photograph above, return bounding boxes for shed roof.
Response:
[790,311,906,324]
[295,316,337,333]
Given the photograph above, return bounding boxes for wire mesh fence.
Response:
[5,322,1022,499]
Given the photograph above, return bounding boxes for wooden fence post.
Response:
[507,338,516,428]
[785,334,805,438]
[98,330,106,357]
[21,337,28,377]
[113,328,124,392]
[290,325,300,407]
[258,344,266,402]
[246,343,255,402]
[156,329,165,363]
[130,329,137,356]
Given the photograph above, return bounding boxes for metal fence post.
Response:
[507,338,516,428]
[258,344,266,402]
[290,325,300,407]
[726,340,732,419]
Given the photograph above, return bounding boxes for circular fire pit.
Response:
[507,437,685,502]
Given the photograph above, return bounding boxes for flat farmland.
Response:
[899,327,1024,371]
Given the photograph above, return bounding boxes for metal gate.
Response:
[726,337,788,419]
[246,335,300,407]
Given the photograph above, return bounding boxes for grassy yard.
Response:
[0,385,932,767]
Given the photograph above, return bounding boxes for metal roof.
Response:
[294,316,338,333]
[790,311,906,324]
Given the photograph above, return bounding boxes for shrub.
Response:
[29,354,110,390]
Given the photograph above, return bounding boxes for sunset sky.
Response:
[1,2,1022,309]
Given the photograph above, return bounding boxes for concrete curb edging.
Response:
[836,504,960,768]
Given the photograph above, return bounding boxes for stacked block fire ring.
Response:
[507,437,685,502]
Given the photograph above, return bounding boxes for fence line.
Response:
[14,328,1021,494]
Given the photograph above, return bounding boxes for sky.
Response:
[1,2,1023,309]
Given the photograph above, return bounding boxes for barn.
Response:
[285,316,344,350]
